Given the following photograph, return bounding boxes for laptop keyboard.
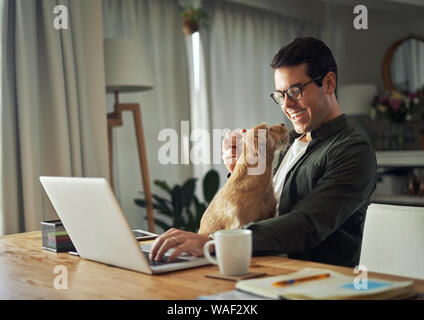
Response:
[142,251,186,266]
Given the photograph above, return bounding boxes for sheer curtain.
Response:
[0,0,108,235]
[102,0,192,229]
[197,0,321,185]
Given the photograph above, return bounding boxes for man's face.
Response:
[274,63,332,134]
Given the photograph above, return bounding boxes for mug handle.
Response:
[203,240,218,265]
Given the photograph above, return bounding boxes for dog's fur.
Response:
[198,123,289,234]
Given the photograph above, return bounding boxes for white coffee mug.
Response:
[203,229,252,276]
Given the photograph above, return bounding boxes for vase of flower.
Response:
[371,89,423,150]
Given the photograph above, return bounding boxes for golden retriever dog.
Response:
[198,123,289,234]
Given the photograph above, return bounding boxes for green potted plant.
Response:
[134,169,220,232]
[180,4,209,35]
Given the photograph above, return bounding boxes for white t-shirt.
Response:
[272,137,309,216]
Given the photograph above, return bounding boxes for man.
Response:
[150,37,377,267]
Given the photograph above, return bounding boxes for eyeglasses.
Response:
[270,76,323,106]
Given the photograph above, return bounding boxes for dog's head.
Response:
[266,123,290,151]
[242,123,289,159]
[235,123,289,175]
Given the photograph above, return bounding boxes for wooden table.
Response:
[1,231,423,300]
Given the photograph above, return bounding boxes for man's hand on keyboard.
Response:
[149,228,209,262]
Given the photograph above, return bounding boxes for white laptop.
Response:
[39,176,209,274]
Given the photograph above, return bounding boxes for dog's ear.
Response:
[242,126,266,164]
[267,124,290,151]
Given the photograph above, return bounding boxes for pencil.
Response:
[272,273,331,287]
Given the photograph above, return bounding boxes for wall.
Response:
[229,0,424,92]
[337,4,424,91]
[229,0,325,24]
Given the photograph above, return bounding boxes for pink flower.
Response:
[408,92,418,100]
[378,96,388,104]
[389,99,402,111]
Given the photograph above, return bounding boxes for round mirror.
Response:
[382,35,424,91]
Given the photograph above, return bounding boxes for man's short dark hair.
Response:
[271,37,338,95]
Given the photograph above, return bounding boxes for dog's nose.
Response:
[280,123,285,127]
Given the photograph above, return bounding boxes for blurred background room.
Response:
[1,0,423,236]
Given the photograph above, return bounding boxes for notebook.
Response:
[235,267,416,300]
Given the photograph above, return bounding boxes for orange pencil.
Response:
[272,273,330,287]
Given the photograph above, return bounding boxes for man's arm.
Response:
[243,139,377,255]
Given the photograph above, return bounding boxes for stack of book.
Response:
[41,220,75,252]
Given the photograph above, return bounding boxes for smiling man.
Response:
[150,37,377,268]
[252,37,377,267]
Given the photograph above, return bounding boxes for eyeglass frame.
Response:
[270,76,323,106]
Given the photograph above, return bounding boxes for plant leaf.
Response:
[152,194,172,205]
[196,203,207,227]
[134,198,162,210]
[134,198,146,207]
[171,185,183,227]
[185,207,196,232]
[182,178,197,207]
[203,169,220,203]
[152,218,171,231]
[193,195,207,228]
[152,194,174,217]
[153,180,172,195]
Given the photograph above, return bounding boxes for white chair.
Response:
[360,203,424,280]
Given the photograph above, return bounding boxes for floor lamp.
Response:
[104,38,155,233]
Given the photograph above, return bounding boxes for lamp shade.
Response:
[338,84,377,115]
[104,38,154,93]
